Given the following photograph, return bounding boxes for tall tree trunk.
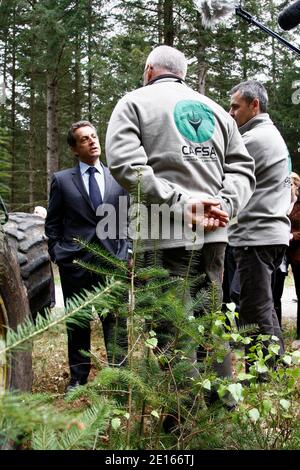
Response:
[74,35,82,121]
[10,5,17,209]
[44,1,65,199]
[46,74,59,196]
[163,0,174,46]
[87,0,93,121]
[2,26,8,84]
[197,61,207,95]
[157,0,163,44]
[196,13,207,95]
[28,67,36,212]
[1,35,8,127]
[0,5,10,127]
[240,21,248,80]
[28,1,37,212]
[269,0,277,102]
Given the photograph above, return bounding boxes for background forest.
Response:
[0,0,300,211]
[2,1,300,452]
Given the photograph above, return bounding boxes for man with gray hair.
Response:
[143,44,188,80]
[106,45,255,417]
[228,80,291,373]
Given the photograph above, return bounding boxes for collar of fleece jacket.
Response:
[238,113,271,135]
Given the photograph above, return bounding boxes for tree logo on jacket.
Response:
[174,100,215,143]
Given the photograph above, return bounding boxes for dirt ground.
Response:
[32,317,107,395]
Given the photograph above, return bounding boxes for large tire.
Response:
[4,212,53,317]
[0,227,32,393]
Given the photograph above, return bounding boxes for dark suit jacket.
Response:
[45,163,128,270]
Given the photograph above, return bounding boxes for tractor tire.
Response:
[4,212,53,317]
[0,227,32,393]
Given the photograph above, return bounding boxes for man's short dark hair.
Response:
[229,80,268,113]
[67,120,97,147]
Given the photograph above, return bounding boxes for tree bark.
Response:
[163,0,174,46]
[28,68,36,212]
[197,61,207,95]
[0,227,33,392]
[196,13,207,95]
[74,35,82,121]
[157,0,163,44]
[240,20,248,80]
[87,0,93,121]
[269,0,277,102]
[46,74,59,196]
[10,5,16,209]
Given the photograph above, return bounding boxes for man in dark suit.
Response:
[45,120,128,392]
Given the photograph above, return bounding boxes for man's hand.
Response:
[186,198,229,232]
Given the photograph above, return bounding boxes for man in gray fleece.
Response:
[106,46,255,412]
[228,80,291,371]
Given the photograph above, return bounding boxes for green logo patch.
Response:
[174,100,215,143]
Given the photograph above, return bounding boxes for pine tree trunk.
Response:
[157,0,163,44]
[74,35,82,121]
[269,0,277,102]
[196,14,207,95]
[163,0,174,46]
[198,61,207,95]
[28,67,36,212]
[28,2,37,211]
[87,0,93,121]
[10,6,16,209]
[46,74,59,197]
[3,37,8,85]
[1,32,8,128]
[240,21,248,80]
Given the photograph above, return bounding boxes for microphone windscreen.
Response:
[193,0,236,28]
[278,0,300,31]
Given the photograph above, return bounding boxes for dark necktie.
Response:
[88,166,102,210]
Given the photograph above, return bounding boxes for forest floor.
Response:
[32,266,300,397]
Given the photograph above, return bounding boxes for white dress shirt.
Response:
[79,159,105,201]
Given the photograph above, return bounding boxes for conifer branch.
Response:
[0,280,122,355]
[73,237,128,271]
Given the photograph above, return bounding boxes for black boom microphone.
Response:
[278,0,300,31]
[192,1,300,56]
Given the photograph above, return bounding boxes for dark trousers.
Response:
[234,245,286,368]
[142,242,232,379]
[291,263,300,339]
[223,245,240,310]
[272,268,287,327]
[59,262,127,383]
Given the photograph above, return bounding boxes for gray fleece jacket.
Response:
[106,76,255,249]
[228,113,291,247]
